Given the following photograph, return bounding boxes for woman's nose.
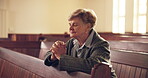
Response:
[69,25,74,30]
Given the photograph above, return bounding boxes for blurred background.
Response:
[0,0,147,38]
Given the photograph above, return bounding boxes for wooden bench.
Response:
[0,47,92,78]
[91,63,111,78]
[109,41,148,53]
[8,33,148,42]
[111,50,148,78]
[8,33,70,42]
[1,40,147,78]
[39,41,148,78]
[99,33,148,42]
[0,38,11,41]
[90,49,148,78]
[0,41,41,57]
[1,47,147,78]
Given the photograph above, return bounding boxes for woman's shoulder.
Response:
[92,34,109,47]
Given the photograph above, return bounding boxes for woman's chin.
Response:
[70,34,76,38]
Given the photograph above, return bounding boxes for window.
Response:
[112,0,147,34]
[112,0,126,33]
[133,0,147,33]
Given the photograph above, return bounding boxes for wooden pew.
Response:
[0,47,91,78]
[109,41,148,53]
[91,63,111,78]
[111,50,148,78]
[0,41,41,57]
[99,32,148,42]
[39,40,148,60]
[89,49,148,78]
[8,33,70,42]
[8,33,148,42]
[1,40,147,78]
[39,41,148,78]
[1,45,147,78]
[0,38,11,41]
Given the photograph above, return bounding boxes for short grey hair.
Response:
[68,9,97,28]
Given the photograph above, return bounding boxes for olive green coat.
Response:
[44,30,116,77]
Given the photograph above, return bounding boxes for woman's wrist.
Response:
[51,53,57,60]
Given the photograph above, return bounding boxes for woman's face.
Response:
[69,17,90,38]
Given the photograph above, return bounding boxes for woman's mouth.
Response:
[70,31,76,34]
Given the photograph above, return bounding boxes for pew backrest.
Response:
[91,63,111,78]
[0,38,10,41]
[109,41,148,53]
[0,41,41,57]
[111,50,148,78]
[0,47,91,78]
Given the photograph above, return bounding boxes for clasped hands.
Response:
[50,41,66,60]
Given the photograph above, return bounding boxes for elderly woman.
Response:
[44,9,116,78]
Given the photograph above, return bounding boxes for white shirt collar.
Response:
[73,29,95,50]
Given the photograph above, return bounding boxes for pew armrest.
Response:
[91,63,111,78]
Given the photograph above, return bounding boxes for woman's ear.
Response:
[87,23,92,30]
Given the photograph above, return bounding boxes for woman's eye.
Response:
[73,24,78,26]
[69,23,79,27]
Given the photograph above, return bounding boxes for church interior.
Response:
[0,0,148,78]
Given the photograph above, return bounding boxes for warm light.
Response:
[133,0,147,33]
[112,0,126,33]
[138,16,146,33]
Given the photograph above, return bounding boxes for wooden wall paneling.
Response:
[0,58,4,70]
[119,64,126,78]
[124,65,131,78]
[115,64,122,78]
[111,62,118,71]
[0,58,4,77]
[1,61,16,78]
[146,70,148,78]
[128,66,136,78]
[135,68,142,78]
[140,69,147,78]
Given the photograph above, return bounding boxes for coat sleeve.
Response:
[44,39,73,67]
[58,41,110,74]
[44,51,59,66]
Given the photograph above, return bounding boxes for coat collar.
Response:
[73,29,95,50]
